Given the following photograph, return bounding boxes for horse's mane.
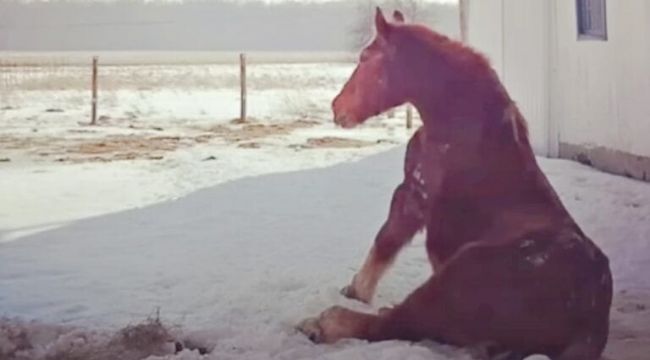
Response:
[398,24,494,76]
[395,24,530,144]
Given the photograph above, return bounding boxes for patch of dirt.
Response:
[72,135,181,155]
[0,118,322,163]
[238,142,263,149]
[302,136,376,149]
[0,133,180,163]
[128,124,164,132]
[0,136,58,151]
[0,316,185,360]
[204,119,320,144]
[229,117,253,125]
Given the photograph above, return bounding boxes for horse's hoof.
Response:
[340,285,370,303]
[296,318,323,343]
[340,285,355,298]
[378,306,392,316]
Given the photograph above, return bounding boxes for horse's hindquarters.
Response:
[381,232,612,359]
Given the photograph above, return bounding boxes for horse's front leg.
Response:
[341,182,425,303]
[297,306,381,343]
[342,129,432,304]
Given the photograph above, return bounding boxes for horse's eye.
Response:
[360,50,374,62]
[360,52,369,62]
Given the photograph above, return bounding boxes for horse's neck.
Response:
[413,71,511,130]
[402,45,579,230]
[412,82,571,219]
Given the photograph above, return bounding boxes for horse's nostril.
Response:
[334,113,358,129]
[334,114,348,126]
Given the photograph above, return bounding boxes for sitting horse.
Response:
[298,8,612,360]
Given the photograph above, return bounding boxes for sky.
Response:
[0,0,460,51]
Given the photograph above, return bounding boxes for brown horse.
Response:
[298,8,613,360]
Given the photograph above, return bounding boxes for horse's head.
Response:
[332,8,407,128]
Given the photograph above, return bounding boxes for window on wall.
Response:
[576,0,608,40]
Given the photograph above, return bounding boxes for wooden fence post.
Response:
[240,53,247,122]
[90,56,98,125]
[459,0,469,43]
[406,105,413,129]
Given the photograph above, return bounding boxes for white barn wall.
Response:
[501,0,550,156]
[466,0,504,78]
[467,0,650,180]
[467,0,550,156]
[553,1,650,179]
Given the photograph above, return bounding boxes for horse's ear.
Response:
[375,7,391,38]
[393,10,405,23]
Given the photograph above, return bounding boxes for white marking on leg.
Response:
[349,248,390,302]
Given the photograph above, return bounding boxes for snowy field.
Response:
[1,148,650,360]
[2,54,650,360]
[0,52,415,241]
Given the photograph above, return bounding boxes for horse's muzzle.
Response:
[333,113,357,129]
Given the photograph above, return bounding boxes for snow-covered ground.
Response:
[2,56,649,359]
[0,58,416,241]
[1,147,650,360]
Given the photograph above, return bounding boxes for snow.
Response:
[0,133,409,241]
[1,147,650,360]
[2,57,649,359]
[0,61,415,240]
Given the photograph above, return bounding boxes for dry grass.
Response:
[0,314,186,360]
[0,134,178,163]
[0,118,325,163]
[69,135,181,162]
[0,116,391,165]
[203,118,320,143]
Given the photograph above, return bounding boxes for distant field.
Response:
[0,57,415,233]
[0,51,357,93]
[0,59,357,124]
[0,51,356,67]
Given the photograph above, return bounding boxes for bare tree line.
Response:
[349,0,450,51]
